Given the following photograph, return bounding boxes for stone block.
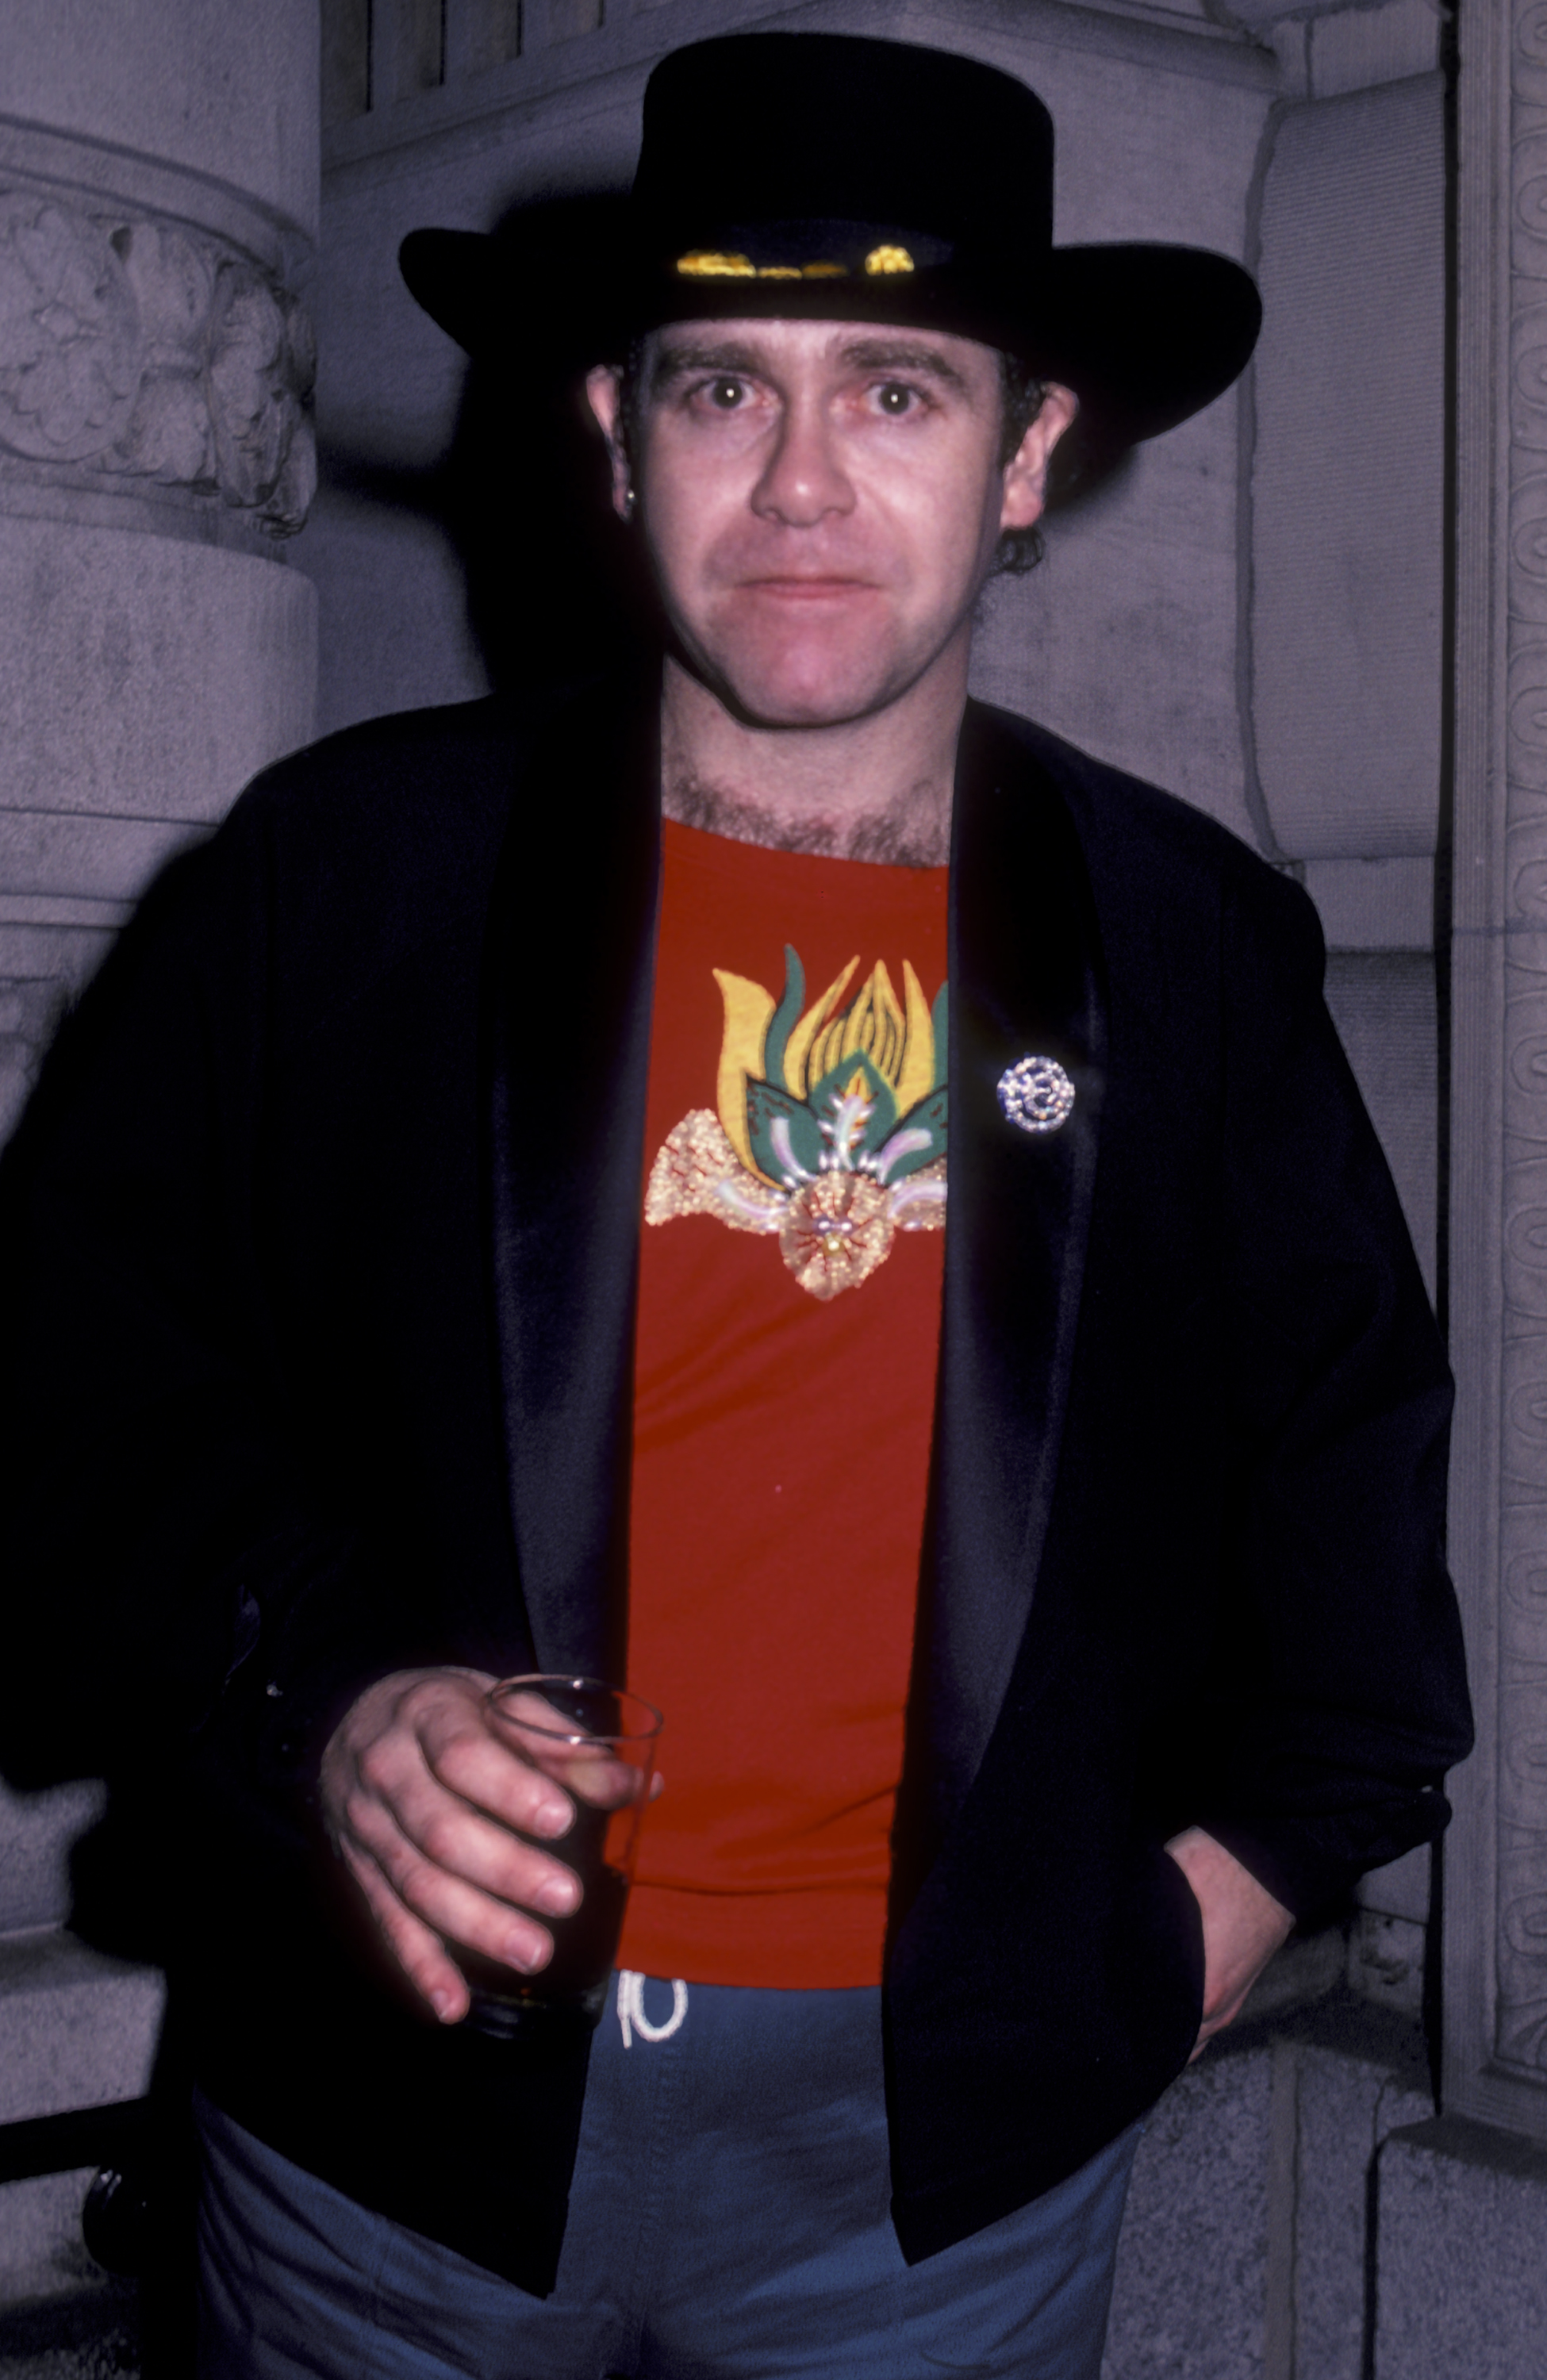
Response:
[1374,2117,1547,2378]
[1103,2045,1275,2378]
[1303,858,1434,952]
[1322,953,1438,1297]
[1291,2022,1430,2380]
[0,1785,104,1937]
[1251,75,1447,859]
[0,524,317,832]
[0,1933,161,2127]
[0,2172,99,2308]
[1104,1992,1432,2380]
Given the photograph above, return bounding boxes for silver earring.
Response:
[622,484,636,520]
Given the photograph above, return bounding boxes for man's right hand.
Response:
[319,1668,582,2024]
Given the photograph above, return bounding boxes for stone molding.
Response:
[1493,0,1547,2086]
[1445,0,1547,2146]
[0,175,314,536]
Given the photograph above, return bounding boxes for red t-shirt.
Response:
[619,819,948,1987]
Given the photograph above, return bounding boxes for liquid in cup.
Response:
[454,1676,662,2037]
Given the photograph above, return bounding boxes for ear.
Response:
[585,364,632,519]
[999,382,1080,535]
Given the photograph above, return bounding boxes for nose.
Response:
[751,393,854,528]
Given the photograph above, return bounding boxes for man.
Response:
[0,32,1470,2380]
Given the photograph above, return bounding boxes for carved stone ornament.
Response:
[0,188,314,533]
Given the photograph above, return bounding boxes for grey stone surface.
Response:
[972,405,1254,843]
[1104,2045,1275,2378]
[1303,0,1444,102]
[0,2176,102,2309]
[1375,2117,1547,2378]
[1238,1918,1349,2029]
[1346,1912,1426,2021]
[0,1786,104,1936]
[0,1929,160,2320]
[1105,1993,1434,2380]
[0,2278,137,2379]
[1322,951,1438,1293]
[0,0,324,1174]
[0,185,316,543]
[4,0,320,240]
[1357,1844,1431,1926]
[1302,856,1433,951]
[0,528,317,829]
[1292,2027,1430,2379]
[1250,73,1446,862]
[1443,0,1547,2167]
[0,1931,162,2126]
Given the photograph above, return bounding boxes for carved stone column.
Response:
[0,0,320,1143]
[1445,0,1547,2143]
[0,0,319,2309]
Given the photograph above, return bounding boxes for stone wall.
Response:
[0,0,321,2312]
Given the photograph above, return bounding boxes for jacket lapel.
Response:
[485,681,661,1679]
[900,704,1107,1860]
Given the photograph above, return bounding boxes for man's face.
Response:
[587,320,1074,730]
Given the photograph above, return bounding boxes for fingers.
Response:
[483,1695,643,1814]
[340,1757,573,1971]
[1165,1826,1294,2063]
[420,1692,582,1838]
[335,1833,473,2023]
[320,1668,589,2021]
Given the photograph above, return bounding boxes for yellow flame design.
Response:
[712,956,937,1184]
[712,969,774,1176]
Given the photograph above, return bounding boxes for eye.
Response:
[706,376,746,409]
[874,382,919,416]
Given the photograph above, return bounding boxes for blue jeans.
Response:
[197,1974,1139,2379]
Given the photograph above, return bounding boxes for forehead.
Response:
[638,315,1003,396]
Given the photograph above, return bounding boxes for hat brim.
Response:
[399,214,1259,448]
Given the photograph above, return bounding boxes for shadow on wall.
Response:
[313,190,1139,705]
[319,193,658,703]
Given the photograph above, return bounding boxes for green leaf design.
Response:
[762,945,806,1092]
[804,1050,898,1158]
[881,1084,948,1180]
[746,1077,827,1183]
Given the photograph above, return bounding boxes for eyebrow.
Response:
[647,335,976,401]
[833,339,973,397]
[647,340,768,394]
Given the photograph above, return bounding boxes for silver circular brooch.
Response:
[996,1055,1076,1134]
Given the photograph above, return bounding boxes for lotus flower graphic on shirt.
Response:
[645,946,947,1299]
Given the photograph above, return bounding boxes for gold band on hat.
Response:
[674,247,912,280]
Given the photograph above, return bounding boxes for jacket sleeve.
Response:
[1196,865,1472,1918]
[0,800,432,1815]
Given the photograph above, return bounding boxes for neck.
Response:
[658,643,969,868]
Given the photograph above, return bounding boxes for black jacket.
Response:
[0,683,1472,2292]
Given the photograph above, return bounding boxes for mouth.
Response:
[738,576,880,600]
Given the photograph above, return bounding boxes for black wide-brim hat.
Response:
[401,32,1261,448]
